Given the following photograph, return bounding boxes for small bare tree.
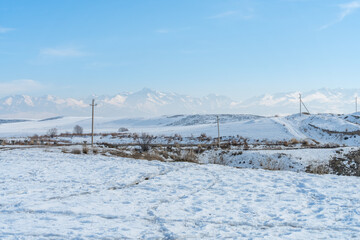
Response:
[73,125,83,135]
[138,133,154,152]
[47,128,58,138]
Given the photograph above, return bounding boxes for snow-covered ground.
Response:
[1,148,360,239]
[1,113,360,146]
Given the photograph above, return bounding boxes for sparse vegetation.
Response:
[137,133,154,152]
[73,125,83,135]
[47,128,58,138]
[180,149,198,163]
[71,148,81,154]
[306,164,330,175]
[330,150,360,176]
[259,157,286,171]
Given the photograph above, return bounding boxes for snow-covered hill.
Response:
[1,88,360,118]
[1,112,360,146]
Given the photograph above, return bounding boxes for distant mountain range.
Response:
[0,88,359,118]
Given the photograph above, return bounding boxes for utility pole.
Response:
[217,115,220,148]
[90,99,97,147]
[299,93,302,116]
[299,93,310,115]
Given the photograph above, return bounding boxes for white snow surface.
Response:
[2,113,360,146]
[1,148,360,239]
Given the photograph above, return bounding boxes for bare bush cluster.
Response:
[137,133,154,152]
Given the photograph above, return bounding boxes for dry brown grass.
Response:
[71,148,81,154]
[306,164,330,175]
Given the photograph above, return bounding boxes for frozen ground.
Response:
[1,148,360,239]
[1,113,360,146]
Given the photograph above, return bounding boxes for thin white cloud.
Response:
[0,26,14,33]
[40,47,86,57]
[320,1,360,30]
[155,29,171,34]
[0,79,45,96]
[155,27,191,34]
[209,11,238,19]
[339,1,360,19]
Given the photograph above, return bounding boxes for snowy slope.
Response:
[1,148,360,239]
[1,113,360,146]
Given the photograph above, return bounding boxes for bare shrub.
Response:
[92,148,99,154]
[290,138,299,144]
[260,157,286,171]
[71,148,81,154]
[118,127,129,133]
[174,133,183,141]
[306,164,330,175]
[137,133,154,152]
[73,125,83,135]
[132,133,139,140]
[47,128,58,138]
[210,152,226,165]
[181,149,198,163]
[231,151,243,156]
[196,144,205,154]
[301,139,310,147]
[243,139,249,150]
[31,134,39,140]
[199,133,211,142]
[154,148,169,160]
[82,146,89,154]
[220,142,231,150]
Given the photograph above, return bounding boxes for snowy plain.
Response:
[1,148,360,239]
[1,113,360,145]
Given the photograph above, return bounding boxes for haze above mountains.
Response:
[0,88,359,119]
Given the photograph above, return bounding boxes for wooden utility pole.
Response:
[299,93,302,116]
[217,115,220,148]
[90,99,97,147]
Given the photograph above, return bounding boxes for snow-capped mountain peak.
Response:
[1,88,360,118]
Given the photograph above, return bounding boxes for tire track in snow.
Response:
[144,166,221,240]
[45,164,191,201]
[272,117,308,139]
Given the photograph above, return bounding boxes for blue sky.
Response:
[0,0,360,100]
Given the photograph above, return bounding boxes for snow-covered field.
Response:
[1,113,360,146]
[1,148,360,239]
